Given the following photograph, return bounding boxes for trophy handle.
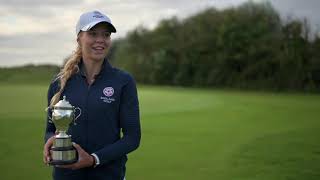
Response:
[74,107,82,125]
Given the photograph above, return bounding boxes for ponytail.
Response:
[50,46,82,107]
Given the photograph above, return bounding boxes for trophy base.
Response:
[49,159,78,165]
[50,147,78,166]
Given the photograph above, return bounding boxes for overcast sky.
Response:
[1,0,320,67]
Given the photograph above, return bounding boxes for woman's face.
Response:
[78,23,111,62]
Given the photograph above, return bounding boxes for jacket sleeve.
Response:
[44,81,58,143]
[95,74,141,165]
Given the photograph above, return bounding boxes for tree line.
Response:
[110,1,320,92]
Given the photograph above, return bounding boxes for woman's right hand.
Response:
[43,136,55,165]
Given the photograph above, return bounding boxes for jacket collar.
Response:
[78,58,112,78]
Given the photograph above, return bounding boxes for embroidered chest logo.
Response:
[103,87,114,97]
[101,87,115,103]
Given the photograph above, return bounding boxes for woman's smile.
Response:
[92,46,106,54]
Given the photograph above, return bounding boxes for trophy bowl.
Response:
[48,96,81,165]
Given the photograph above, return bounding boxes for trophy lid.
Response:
[54,96,73,110]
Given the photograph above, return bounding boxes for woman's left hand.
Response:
[57,143,94,170]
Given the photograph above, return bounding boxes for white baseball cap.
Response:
[76,10,116,35]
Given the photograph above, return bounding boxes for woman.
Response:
[43,10,141,180]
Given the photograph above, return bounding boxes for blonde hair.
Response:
[50,46,82,107]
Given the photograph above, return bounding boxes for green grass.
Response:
[0,84,319,179]
[0,65,59,84]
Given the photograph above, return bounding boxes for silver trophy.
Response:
[48,96,81,165]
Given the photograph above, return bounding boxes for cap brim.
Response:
[81,20,116,33]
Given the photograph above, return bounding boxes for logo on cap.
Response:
[93,11,104,18]
[103,87,114,97]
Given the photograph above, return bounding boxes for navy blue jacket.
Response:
[45,59,141,180]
